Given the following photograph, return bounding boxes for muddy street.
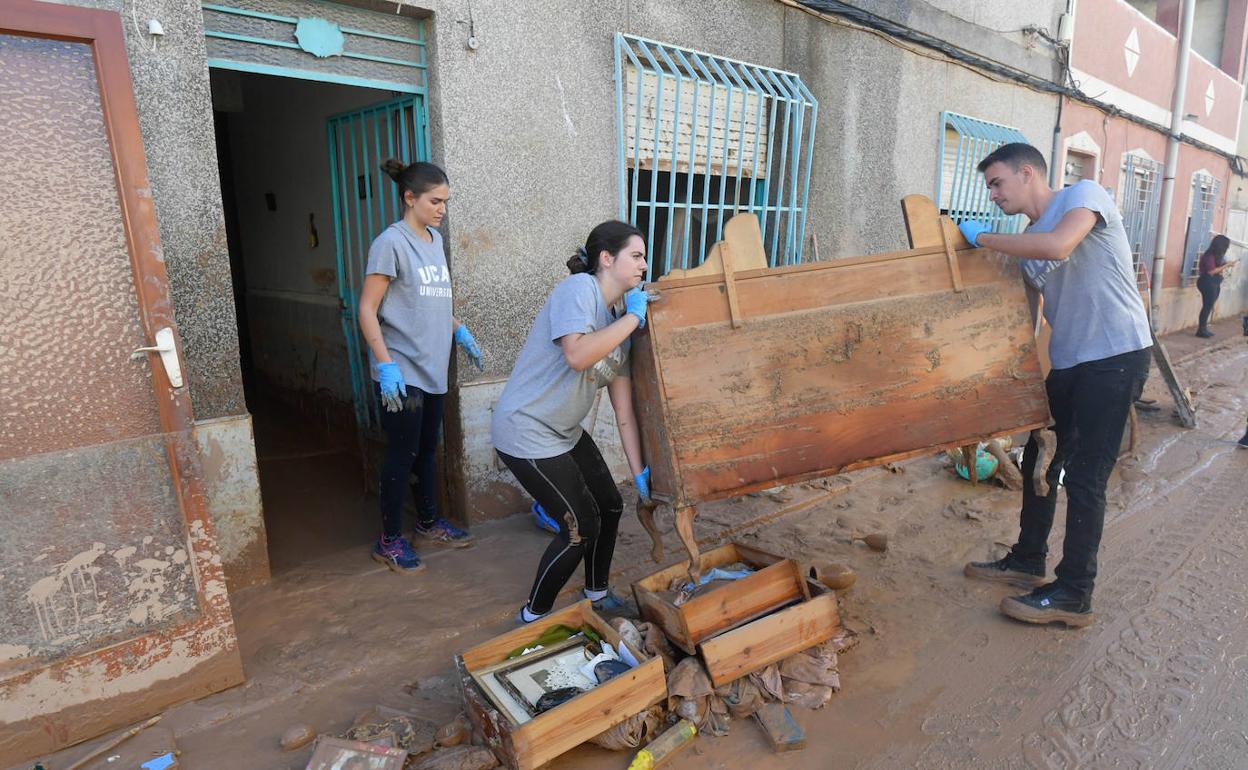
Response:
[17,322,1246,770]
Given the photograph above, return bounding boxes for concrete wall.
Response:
[423,0,1064,518]
[221,72,392,406]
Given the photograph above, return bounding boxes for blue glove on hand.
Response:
[377,361,406,413]
[958,219,990,248]
[454,324,484,371]
[624,286,649,328]
[634,467,651,501]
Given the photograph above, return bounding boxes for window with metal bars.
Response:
[614,34,817,280]
[937,112,1028,233]
[1181,172,1221,285]
[1118,153,1161,294]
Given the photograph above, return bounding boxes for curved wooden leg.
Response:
[675,506,701,583]
[637,497,664,563]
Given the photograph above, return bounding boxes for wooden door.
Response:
[0,2,243,763]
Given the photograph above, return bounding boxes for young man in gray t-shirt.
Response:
[956,143,1151,628]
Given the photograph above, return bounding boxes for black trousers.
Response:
[1197,275,1222,331]
[498,432,623,614]
[1012,347,1151,599]
[378,384,445,538]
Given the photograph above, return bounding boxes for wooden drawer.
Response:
[455,600,666,770]
[632,542,840,685]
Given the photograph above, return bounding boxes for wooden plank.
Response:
[645,267,1049,505]
[457,656,523,770]
[753,703,805,752]
[720,241,744,328]
[901,193,944,248]
[699,592,840,687]
[939,216,965,292]
[1150,329,1197,428]
[460,602,590,671]
[633,543,743,592]
[681,559,803,644]
[634,583,694,653]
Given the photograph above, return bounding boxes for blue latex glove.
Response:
[377,361,406,413]
[454,324,484,371]
[624,286,649,328]
[958,219,991,247]
[634,466,651,501]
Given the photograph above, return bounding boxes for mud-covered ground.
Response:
[21,317,1247,770]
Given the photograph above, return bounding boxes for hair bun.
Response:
[381,158,406,182]
[566,246,591,275]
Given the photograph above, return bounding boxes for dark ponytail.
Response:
[1204,234,1231,263]
[381,159,449,209]
[568,220,644,274]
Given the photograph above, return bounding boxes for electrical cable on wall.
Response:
[789,0,1246,173]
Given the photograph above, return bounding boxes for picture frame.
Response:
[469,635,592,725]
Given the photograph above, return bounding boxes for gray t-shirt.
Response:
[1022,180,1152,370]
[492,273,630,459]
[365,221,454,394]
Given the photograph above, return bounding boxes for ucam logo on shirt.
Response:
[418,264,453,297]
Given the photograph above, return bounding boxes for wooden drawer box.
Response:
[455,600,666,770]
[632,543,840,686]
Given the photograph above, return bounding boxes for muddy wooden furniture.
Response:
[455,600,666,770]
[632,542,839,686]
[631,196,1051,576]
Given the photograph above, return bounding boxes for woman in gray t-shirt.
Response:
[491,220,652,623]
[358,160,484,573]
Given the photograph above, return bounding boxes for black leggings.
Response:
[378,384,445,538]
[1197,275,1222,330]
[498,432,624,614]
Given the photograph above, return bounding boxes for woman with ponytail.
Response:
[357,159,481,573]
[491,220,652,622]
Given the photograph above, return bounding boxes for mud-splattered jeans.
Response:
[378,384,445,538]
[1013,346,1152,600]
[498,432,623,614]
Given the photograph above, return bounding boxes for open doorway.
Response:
[210,70,415,574]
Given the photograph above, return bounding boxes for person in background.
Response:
[492,220,652,623]
[357,159,483,573]
[1195,234,1235,338]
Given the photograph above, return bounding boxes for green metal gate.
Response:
[327,95,429,432]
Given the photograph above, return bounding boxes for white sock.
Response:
[584,587,609,601]
[520,605,546,623]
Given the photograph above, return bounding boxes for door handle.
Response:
[131,327,184,387]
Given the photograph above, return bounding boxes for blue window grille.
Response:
[614,33,817,280]
[937,112,1028,233]
[1181,172,1220,286]
[1119,153,1162,293]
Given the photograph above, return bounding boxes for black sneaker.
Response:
[1196,328,1214,338]
[964,553,1045,588]
[999,582,1093,628]
[1238,429,1248,448]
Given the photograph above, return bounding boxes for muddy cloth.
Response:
[589,704,664,750]
[499,431,623,614]
[1011,346,1151,599]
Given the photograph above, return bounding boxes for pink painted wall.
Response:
[1060,100,1233,291]
[1071,0,1242,144]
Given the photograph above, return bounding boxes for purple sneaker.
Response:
[372,536,424,573]
[414,517,474,548]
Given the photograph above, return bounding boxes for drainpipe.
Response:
[1150,0,1196,325]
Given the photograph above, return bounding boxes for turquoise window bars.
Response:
[614,33,817,280]
[937,111,1028,233]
